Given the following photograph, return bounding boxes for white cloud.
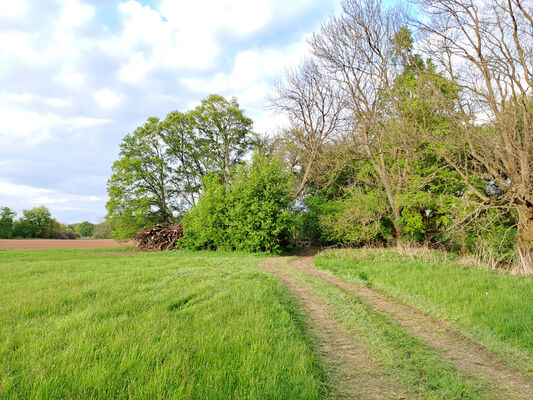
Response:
[0,32,42,63]
[0,179,105,218]
[0,1,27,18]
[180,39,311,135]
[0,105,111,147]
[1,91,70,108]
[159,0,272,36]
[58,0,94,27]
[0,106,61,145]
[55,71,85,87]
[119,51,151,83]
[93,88,121,109]
[0,0,339,221]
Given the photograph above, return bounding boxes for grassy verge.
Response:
[0,249,325,399]
[314,248,533,377]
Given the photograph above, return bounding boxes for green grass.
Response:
[0,248,325,399]
[314,248,533,377]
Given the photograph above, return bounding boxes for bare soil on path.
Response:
[0,239,124,250]
[276,251,533,400]
[262,257,408,400]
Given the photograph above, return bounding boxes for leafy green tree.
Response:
[225,155,294,252]
[0,207,16,238]
[14,206,54,238]
[190,94,256,184]
[75,221,94,237]
[107,117,180,239]
[92,220,111,239]
[162,111,206,207]
[12,220,33,238]
[107,95,257,239]
[179,174,229,250]
[52,220,78,239]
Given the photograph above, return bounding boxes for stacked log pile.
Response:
[134,224,183,251]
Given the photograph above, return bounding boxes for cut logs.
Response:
[134,224,183,251]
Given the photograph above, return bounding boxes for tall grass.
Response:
[315,248,533,377]
[0,249,325,399]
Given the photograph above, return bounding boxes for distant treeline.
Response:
[0,206,110,239]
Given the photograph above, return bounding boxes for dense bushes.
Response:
[180,155,294,253]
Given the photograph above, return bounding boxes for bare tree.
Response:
[417,0,533,271]
[270,58,347,198]
[310,0,422,241]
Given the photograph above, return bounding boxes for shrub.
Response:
[179,174,229,250]
[180,155,294,253]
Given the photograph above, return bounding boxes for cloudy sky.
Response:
[1,0,405,223]
[0,0,346,223]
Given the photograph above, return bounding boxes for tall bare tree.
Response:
[270,59,347,198]
[417,0,533,271]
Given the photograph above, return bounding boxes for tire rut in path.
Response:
[262,257,407,400]
[292,254,533,400]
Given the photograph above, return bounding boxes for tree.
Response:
[180,155,294,253]
[270,59,347,198]
[417,0,533,272]
[107,95,257,238]
[92,219,111,239]
[190,95,256,185]
[0,207,16,238]
[76,221,94,237]
[107,117,179,239]
[17,206,54,238]
[162,111,206,207]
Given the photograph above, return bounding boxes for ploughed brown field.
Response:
[0,239,123,250]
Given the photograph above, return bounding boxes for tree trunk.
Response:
[516,204,533,274]
[392,205,402,245]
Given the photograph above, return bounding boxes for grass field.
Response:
[314,248,533,377]
[2,247,532,399]
[0,248,325,399]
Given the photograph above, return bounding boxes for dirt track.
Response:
[263,252,533,400]
[0,239,124,250]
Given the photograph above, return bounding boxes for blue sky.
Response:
[0,0,401,223]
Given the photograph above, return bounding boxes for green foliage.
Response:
[0,207,16,239]
[293,195,336,244]
[181,155,294,253]
[52,220,78,239]
[179,175,229,250]
[190,94,256,184]
[107,117,179,239]
[12,206,54,238]
[92,221,111,239]
[107,95,256,239]
[76,221,94,237]
[321,187,394,246]
[226,155,294,252]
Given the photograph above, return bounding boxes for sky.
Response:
[0,0,404,224]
